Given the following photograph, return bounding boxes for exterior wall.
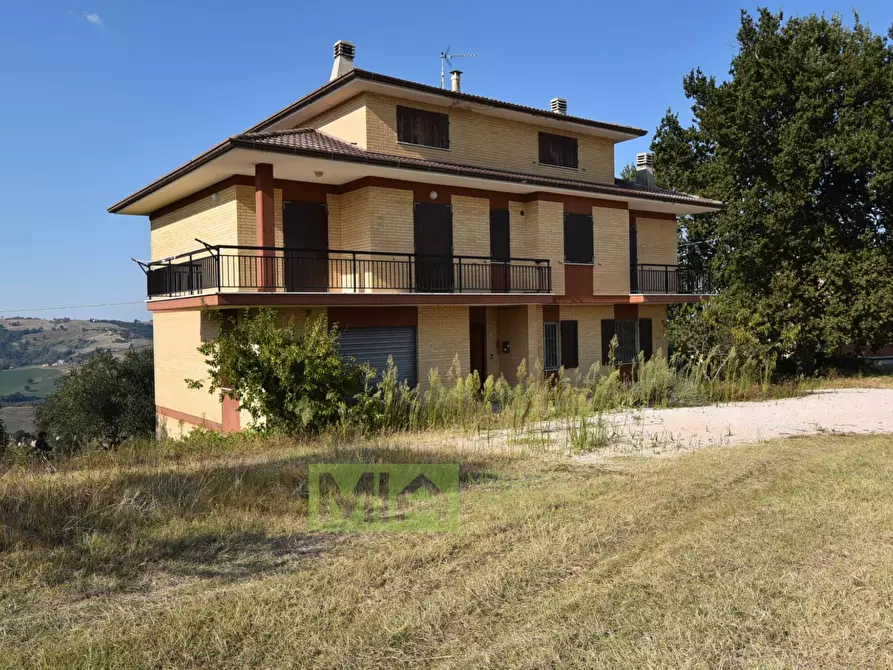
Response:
[593,205,630,295]
[525,200,565,295]
[418,306,469,384]
[153,311,222,433]
[452,195,490,257]
[560,304,615,374]
[496,304,543,383]
[364,93,615,184]
[368,187,414,253]
[508,201,528,259]
[639,303,669,358]
[302,94,368,148]
[150,185,240,260]
[636,216,678,265]
[235,185,257,246]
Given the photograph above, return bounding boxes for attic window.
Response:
[397,106,450,149]
[539,132,578,168]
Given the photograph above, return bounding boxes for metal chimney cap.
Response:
[636,152,654,168]
[550,97,567,115]
[333,40,356,59]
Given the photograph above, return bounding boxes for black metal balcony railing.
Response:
[631,264,713,295]
[144,244,552,299]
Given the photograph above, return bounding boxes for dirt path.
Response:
[579,388,893,460]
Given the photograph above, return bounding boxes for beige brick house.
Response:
[110,41,724,437]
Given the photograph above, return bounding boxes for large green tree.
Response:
[654,9,893,372]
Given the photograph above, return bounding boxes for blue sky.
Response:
[0,1,889,321]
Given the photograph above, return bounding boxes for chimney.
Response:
[450,69,462,93]
[550,97,567,115]
[635,152,655,188]
[330,40,356,81]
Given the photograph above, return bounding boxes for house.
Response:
[110,41,724,437]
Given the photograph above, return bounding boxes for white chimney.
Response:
[450,69,462,92]
[550,97,567,115]
[635,152,655,188]
[330,40,356,81]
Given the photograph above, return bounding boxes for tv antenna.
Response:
[440,46,476,89]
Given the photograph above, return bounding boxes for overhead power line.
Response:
[0,300,146,314]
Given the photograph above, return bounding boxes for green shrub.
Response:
[188,309,365,435]
[36,348,155,450]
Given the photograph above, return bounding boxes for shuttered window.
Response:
[560,320,579,369]
[564,213,594,264]
[600,319,653,365]
[544,322,560,371]
[397,106,450,149]
[538,132,578,168]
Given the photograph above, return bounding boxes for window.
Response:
[560,320,579,369]
[397,106,450,149]
[601,318,654,365]
[538,132,578,168]
[544,322,560,370]
[564,213,594,264]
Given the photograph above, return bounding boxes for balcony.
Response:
[144,244,552,299]
[631,264,713,295]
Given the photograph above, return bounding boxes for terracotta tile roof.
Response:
[234,129,724,209]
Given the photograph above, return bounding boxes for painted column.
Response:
[255,163,275,289]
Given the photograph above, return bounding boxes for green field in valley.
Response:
[0,366,65,399]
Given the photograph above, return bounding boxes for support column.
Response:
[255,163,276,289]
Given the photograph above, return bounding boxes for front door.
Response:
[469,307,487,383]
[414,202,453,292]
[283,201,328,291]
[490,210,510,292]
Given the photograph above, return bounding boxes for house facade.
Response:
[110,41,724,437]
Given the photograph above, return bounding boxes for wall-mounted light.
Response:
[429,190,438,200]
[519,209,525,216]
[314,170,324,178]
[210,193,219,203]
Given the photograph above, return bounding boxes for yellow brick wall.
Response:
[302,94,368,149]
[418,306,469,384]
[636,217,678,265]
[526,200,565,295]
[150,186,239,260]
[368,187,414,254]
[364,93,615,183]
[560,305,614,374]
[235,185,256,246]
[496,305,543,383]
[452,195,490,257]
[593,206,630,295]
[153,310,222,426]
[638,304,669,359]
[508,201,528,259]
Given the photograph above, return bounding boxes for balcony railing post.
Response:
[457,257,463,293]
[407,254,413,292]
[664,265,669,294]
[352,252,357,292]
[216,248,222,293]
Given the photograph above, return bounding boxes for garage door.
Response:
[338,326,418,387]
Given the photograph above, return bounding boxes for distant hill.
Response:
[0,317,152,404]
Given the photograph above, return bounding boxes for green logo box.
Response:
[308,463,459,532]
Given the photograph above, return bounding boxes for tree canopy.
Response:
[654,9,893,372]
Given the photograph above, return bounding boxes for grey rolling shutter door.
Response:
[338,327,418,387]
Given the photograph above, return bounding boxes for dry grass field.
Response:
[1,430,892,668]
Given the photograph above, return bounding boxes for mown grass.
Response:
[2,431,893,668]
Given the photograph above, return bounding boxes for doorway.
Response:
[414,202,453,291]
[283,201,329,291]
[469,306,487,383]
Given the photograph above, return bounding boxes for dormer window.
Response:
[397,106,450,149]
[538,132,578,168]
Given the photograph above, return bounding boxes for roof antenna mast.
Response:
[440,46,476,89]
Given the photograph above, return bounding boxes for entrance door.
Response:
[490,210,510,293]
[629,220,638,292]
[283,201,328,291]
[414,203,453,292]
[469,307,487,383]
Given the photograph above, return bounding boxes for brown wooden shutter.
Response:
[564,213,594,263]
[639,318,653,361]
[560,320,579,369]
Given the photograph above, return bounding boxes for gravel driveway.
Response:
[579,388,893,460]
